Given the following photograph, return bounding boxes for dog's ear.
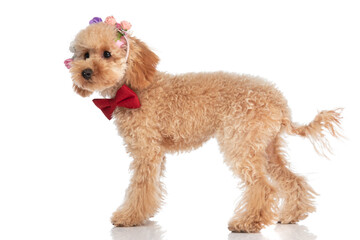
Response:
[125,37,159,90]
[73,84,93,97]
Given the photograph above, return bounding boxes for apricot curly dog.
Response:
[65,16,342,233]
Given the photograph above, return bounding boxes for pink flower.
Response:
[120,36,127,44]
[115,37,127,48]
[115,40,124,48]
[120,21,132,31]
[64,58,73,69]
[115,23,122,31]
[105,16,117,25]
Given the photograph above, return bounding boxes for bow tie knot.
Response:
[92,85,141,120]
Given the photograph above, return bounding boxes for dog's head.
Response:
[67,17,159,97]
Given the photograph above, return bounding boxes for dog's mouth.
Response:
[72,70,124,94]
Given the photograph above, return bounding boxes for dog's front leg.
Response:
[111,145,165,227]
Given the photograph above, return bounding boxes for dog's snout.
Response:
[82,68,93,80]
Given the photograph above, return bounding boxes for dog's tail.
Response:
[283,108,343,158]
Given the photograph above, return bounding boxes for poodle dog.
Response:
[65,16,342,233]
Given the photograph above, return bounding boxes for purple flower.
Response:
[89,17,103,25]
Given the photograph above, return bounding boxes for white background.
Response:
[1,1,359,239]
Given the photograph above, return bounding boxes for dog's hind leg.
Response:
[111,145,166,227]
[265,135,316,224]
[218,120,280,233]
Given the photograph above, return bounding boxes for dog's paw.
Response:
[277,220,297,224]
[277,216,301,224]
[111,210,145,227]
[277,211,309,224]
[228,219,263,233]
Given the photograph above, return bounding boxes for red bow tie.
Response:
[92,85,141,120]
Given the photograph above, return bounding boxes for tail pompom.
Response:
[285,108,343,158]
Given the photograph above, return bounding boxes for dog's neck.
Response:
[99,71,164,99]
[99,81,126,98]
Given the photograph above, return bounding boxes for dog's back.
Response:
[129,71,290,152]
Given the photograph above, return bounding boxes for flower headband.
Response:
[64,16,132,69]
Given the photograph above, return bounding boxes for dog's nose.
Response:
[82,68,93,80]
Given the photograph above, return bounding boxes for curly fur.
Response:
[68,22,342,233]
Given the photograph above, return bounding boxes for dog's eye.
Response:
[103,51,111,58]
[84,52,90,59]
